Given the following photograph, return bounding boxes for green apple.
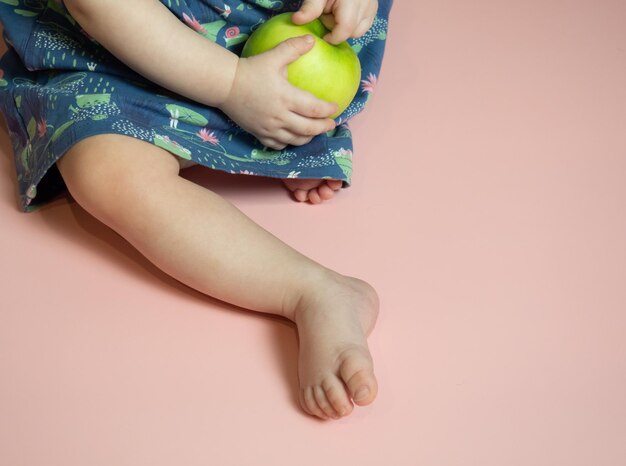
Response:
[241,12,361,119]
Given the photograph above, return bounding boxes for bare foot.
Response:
[282,178,343,204]
[292,271,379,420]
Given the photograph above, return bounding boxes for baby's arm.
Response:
[64,0,338,149]
[64,0,237,107]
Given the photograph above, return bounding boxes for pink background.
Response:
[1,1,626,464]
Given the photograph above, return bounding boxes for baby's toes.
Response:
[314,386,340,419]
[326,179,343,191]
[339,348,378,406]
[317,183,336,201]
[293,189,308,202]
[308,189,322,204]
[322,376,354,417]
[301,386,330,420]
[308,184,335,204]
[283,178,321,192]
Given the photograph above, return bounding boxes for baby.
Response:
[0,0,389,420]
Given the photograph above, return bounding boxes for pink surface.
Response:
[1,1,626,464]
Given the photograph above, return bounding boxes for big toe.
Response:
[339,347,378,406]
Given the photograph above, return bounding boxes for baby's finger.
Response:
[323,4,359,44]
[271,128,315,148]
[260,137,287,151]
[285,133,315,147]
[258,133,309,149]
[289,89,338,119]
[285,112,336,139]
[269,35,315,68]
[354,2,378,38]
[319,13,336,32]
[353,16,374,38]
[292,0,325,24]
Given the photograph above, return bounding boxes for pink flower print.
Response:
[361,73,378,93]
[337,148,353,159]
[37,118,47,138]
[225,26,240,39]
[197,128,219,145]
[183,13,207,34]
[239,170,254,175]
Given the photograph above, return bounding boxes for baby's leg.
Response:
[56,134,379,420]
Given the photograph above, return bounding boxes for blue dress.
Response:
[0,0,392,211]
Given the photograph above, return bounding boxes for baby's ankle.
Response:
[282,266,342,322]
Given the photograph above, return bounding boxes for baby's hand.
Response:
[218,35,338,150]
[292,0,378,45]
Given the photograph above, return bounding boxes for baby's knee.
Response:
[57,134,180,218]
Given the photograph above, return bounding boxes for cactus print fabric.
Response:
[0,0,391,211]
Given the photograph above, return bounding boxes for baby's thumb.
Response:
[292,0,325,24]
[272,35,315,66]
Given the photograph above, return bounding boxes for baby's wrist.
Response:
[214,55,240,110]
